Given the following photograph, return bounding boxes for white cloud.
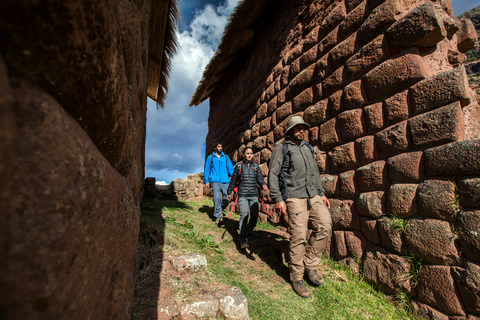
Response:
[145,0,241,183]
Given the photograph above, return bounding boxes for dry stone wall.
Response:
[206,0,480,318]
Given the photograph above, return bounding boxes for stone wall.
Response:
[0,0,149,318]
[205,0,480,318]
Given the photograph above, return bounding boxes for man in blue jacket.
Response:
[204,141,234,225]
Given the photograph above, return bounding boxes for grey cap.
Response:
[285,116,310,135]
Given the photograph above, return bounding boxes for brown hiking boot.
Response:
[292,280,309,298]
[305,268,324,286]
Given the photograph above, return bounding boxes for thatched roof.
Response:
[147,0,179,107]
[189,0,272,106]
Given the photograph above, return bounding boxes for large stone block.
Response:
[321,174,339,198]
[411,301,449,320]
[303,99,328,127]
[253,136,266,152]
[259,118,271,136]
[339,170,358,198]
[363,102,384,134]
[385,2,445,54]
[345,230,366,258]
[323,66,348,97]
[356,0,400,46]
[1,81,140,320]
[375,121,409,159]
[329,142,358,173]
[319,1,347,39]
[329,89,343,117]
[356,191,385,218]
[330,199,360,230]
[292,87,313,113]
[355,135,377,165]
[316,53,332,81]
[343,80,369,110]
[337,109,365,142]
[329,33,357,70]
[408,102,464,150]
[456,210,480,262]
[300,45,318,70]
[387,151,423,183]
[410,66,471,116]
[384,90,409,126]
[417,179,457,223]
[424,140,480,176]
[417,266,465,316]
[339,0,371,39]
[363,249,412,294]
[286,64,315,100]
[256,103,268,122]
[356,160,388,192]
[457,18,478,53]
[405,218,460,265]
[386,183,418,218]
[333,231,348,260]
[378,217,405,254]
[359,217,381,245]
[456,177,480,208]
[319,118,341,150]
[345,34,390,81]
[364,50,427,103]
[275,102,292,124]
[452,261,480,315]
[267,96,277,115]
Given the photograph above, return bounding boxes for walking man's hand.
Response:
[276,201,287,215]
[321,196,330,209]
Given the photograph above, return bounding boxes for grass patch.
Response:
[134,198,421,320]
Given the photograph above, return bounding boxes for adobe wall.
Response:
[0,0,148,318]
[206,0,480,318]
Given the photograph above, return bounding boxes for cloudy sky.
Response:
[145,0,480,183]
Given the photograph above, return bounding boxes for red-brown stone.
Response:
[355,135,377,165]
[304,99,328,127]
[292,87,313,113]
[343,79,369,110]
[410,66,471,116]
[356,160,388,192]
[387,183,418,218]
[323,66,348,97]
[359,217,381,245]
[356,191,385,218]
[345,231,366,258]
[330,199,360,230]
[333,231,348,260]
[337,109,365,142]
[417,266,466,316]
[321,174,340,198]
[339,170,358,198]
[408,102,464,150]
[424,140,480,176]
[329,142,358,173]
[363,102,384,134]
[456,177,480,208]
[405,218,460,265]
[375,121,409,158]
[345,34,390,81]
[455,210,480,262]
[329,89,343,117]
[417,179,457,223]
[386,151,423,183]
[384,90,410,126]
[319,118,341,150]
[364,49,427,102]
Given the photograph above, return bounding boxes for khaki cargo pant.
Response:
[286,195,332,281]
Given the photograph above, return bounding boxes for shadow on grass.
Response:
[132,198,193,320]
[218,213,291,283]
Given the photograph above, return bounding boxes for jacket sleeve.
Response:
[256,164,267,187]
[204,155,211,184]
[311,153,325,197]
[226,156,234,176]
[268,144,284,203]
[227,164,240,194]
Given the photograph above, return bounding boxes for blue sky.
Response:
[145,0,480,184]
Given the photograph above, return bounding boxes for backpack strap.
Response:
[282,141,294,173]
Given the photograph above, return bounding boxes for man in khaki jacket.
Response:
[268,116,332,298]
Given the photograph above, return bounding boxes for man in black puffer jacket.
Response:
[227,147,268,249]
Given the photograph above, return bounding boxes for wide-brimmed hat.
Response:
[285,116,310,135]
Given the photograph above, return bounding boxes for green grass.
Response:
[135,198,420,320]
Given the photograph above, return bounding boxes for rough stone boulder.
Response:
[405,218,460,265]
[0,68,140,319]
[363,247,412,294]
[171,173,205,200]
